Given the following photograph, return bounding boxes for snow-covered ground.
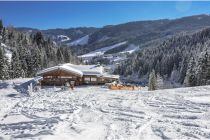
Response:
[57,35,71,42]
[120,44,139,54]
[1,79,210,139]
[68,35,89,46]
[97,36,110,42]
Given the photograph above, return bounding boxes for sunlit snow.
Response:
[78,41,127,58]
[0,79,210,139]
[68,35,89,46]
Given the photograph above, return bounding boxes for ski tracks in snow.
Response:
[1,85,210,139]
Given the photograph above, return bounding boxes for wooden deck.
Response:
[109,85,141,90]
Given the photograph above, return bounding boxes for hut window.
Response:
[45,76,53,78]
[100,78,104,81]
[91,78,97,82]
[60,76,72,78]
[84,77,91,81]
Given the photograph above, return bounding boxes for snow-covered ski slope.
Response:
[57,35,70,42]
[68,35,89,46]
[0,79,210,139]
[78,41,127,58]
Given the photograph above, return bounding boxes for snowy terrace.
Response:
[0,78,210,139]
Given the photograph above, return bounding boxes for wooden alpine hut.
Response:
[36,63,119,86]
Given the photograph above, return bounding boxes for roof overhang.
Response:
[37,65,83,77]
[101,74,120,79]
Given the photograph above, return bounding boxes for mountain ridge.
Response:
[17,14,210,56]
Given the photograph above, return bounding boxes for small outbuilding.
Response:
[36,63,119,86]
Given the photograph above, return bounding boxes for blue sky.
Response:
[0,1,210,29]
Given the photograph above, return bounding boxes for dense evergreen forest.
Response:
[0,20,80,80]
[117,27,210,88]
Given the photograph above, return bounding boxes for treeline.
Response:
[0,20,80,80]
[117,27,210,88]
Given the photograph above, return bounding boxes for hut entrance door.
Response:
[70,80,76,86]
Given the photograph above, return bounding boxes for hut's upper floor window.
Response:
[84,77,91,81]
[90,78,97,82]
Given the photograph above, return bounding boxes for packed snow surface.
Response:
[1,79,210,139]
[79,41,127,58]
[57,35,70,42]
[68,35,89,46]
[120,44,139,54]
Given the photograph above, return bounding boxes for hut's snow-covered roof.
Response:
[37,63,103,76]
[65,63,103,75]
[37,64,83,76]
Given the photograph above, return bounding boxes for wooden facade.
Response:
[37,64,119,86]
[40,70,117,86]
[40,69,81,86]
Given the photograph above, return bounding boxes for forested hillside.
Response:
[18,27,98,46]
[0,20,80,79]
[18,14,210,56]
[117,27,210,87]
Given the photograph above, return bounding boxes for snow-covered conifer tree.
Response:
[11,51,22,78]
[56,47,64,63]
[170,64,180,83]
[148,69,157,90]
[0,20,3,33]
[0,48,10,80]
[196,51,209,85]
[184,57,196,87]
[157,73,164,89]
